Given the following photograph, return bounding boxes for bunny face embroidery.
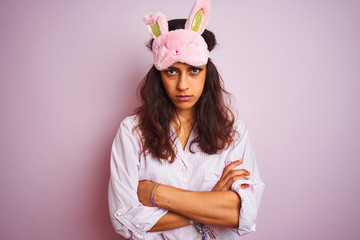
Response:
[143,0,211,70]
[152,29,209,71]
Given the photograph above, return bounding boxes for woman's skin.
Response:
[160,62,207,148]
[137,62,250,232]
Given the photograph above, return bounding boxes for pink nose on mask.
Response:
[174,50,180,56]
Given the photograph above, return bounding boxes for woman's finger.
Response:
[221,169,250,185]
[222,175,249,191]
[220,160,243,180]
[240,184,249,189]
[212,162,251,192]
[213,172,250,191]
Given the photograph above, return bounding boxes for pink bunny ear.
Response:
[143,12,169,38]
[185,0,211,34]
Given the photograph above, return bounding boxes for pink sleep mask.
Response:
[143,0,211,71]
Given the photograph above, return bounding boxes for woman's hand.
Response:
[138,160,250,207]
[137,180,157,207]
[212,160,251,191]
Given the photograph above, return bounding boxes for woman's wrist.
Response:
[153,184,188,210]
[151,183,160,207]
[151,184,240,227]
[153,184,171,209]
[152,183,163,207]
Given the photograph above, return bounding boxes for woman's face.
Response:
[160,62,207,112]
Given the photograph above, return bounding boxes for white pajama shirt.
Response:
[108,115,265,239]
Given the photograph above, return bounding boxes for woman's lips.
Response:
[176,95,192,102]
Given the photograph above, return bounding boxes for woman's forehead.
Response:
[168,62,206,69]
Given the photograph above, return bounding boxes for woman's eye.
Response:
[190,68,201,74]
[165,69,176,75]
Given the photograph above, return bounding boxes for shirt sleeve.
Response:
[225,120,265,236]
[108,117,168,239]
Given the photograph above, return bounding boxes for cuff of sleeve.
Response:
[231,180,265,236]
[113,205,168,239]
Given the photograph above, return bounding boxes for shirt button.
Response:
[116,212,121,217]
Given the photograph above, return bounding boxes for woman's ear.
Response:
[185,0,211,34]
[144,12,169,38]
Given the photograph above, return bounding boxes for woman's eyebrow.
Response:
[164,66,203,71]
[167,66,179,71]
[188,66,203,70]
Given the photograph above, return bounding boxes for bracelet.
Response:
[150,183,160,207]
[188,218,217,239]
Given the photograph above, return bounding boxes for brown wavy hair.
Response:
[135,19,235,163]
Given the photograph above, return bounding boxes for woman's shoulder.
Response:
[115,114,142,142]
[233,117,246,134]
[120,114,139,127]
[116,114,140,136]
[231,117,249,145]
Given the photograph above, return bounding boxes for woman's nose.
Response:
[176,72,189,91]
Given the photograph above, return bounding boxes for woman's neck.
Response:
[171,108,195,150]
[171,108,194,128]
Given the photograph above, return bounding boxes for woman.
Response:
[108,0,265,239]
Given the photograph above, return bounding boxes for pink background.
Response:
[1,0,359,239]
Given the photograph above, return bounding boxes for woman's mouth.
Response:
[176,95,192,102]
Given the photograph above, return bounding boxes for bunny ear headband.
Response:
[144,0,211,71]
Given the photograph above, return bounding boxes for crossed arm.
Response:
[137,160,251,232]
